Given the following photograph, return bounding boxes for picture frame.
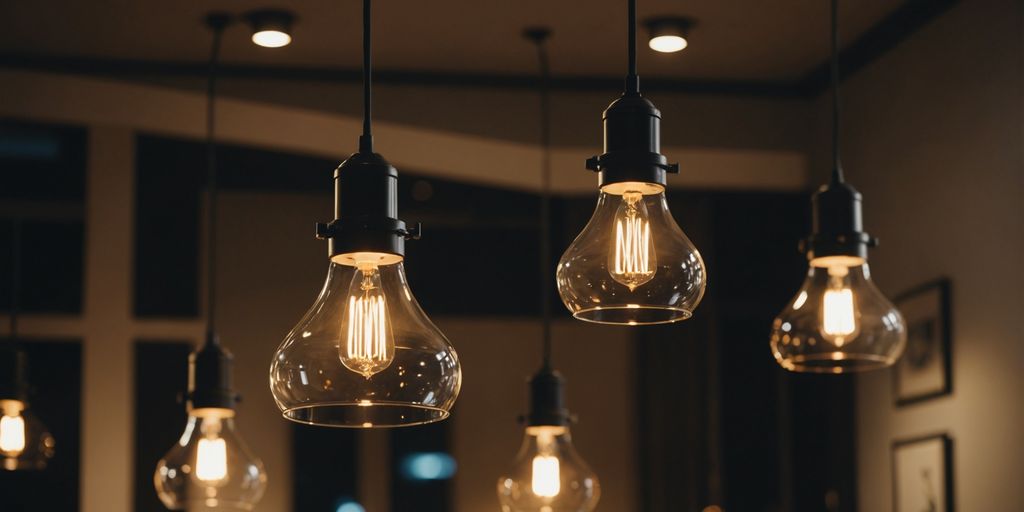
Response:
[892,434,954,512]
[893,278,952,406]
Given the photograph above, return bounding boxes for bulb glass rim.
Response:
[775,353,895,374]
[280,401,450,429]
[572,305,692,326]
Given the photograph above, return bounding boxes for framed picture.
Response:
[892,434,954,512]
[893,279,952,406]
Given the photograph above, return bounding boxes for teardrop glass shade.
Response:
[0,399,54,471]
[270,261,461,427]
[557,188,706,325]
[154,409,267,510]
[497,426,600,512]
[770,260,906,373]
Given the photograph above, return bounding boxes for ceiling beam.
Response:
[0,69,807,193]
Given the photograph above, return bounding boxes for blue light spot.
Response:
[336,500,365,512]
[401,452,457,480]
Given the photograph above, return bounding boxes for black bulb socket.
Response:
[0,344,29,402]
[316,151,421,261]
[802,175,878,261]
[526,367,571,427]
[188,333,238,410]
[586,93,679,188]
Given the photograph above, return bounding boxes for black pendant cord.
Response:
[830,0,844,184]
[7,219,21,341]
[205,17,227,345]
[626,0,640,94]
[526,28,554,369]
[358,0,374,154]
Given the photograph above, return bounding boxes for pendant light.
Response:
[556,0,706,326]
[769,0,906,373]
[0,220,56,471]
[497,29,600,512]
[154,14,267,510]
[269,0,461,428]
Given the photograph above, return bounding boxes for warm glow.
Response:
[195,437,228,482]
[821,265,859,345]
[532,455,561,498]
[341,262,395,378]
[0,412,26,455]
[610,192,656,290]
[251,30,291,48]
[649,35,688,53]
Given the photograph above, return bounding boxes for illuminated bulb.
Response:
[609,191,656,290]
[154,408,266,510]
[558,186,705,325]
[649,35,687,53]
[0,403,26,456]
[497,426,600,511]
[771,257,906,373]
[195,419,229,484]
[341,262,395,378]
[0,397,55,470]
[252,30,291,48]
[821,265,859,345]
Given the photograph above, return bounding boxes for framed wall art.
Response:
[892,434,954,512]
[893,279,952,406]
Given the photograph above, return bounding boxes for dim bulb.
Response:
[771,256,906,373]
[154,408,266,510]
[497,426,600,512]
[558,185,705,325]
[270,257,461,427]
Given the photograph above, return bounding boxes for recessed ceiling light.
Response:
[245,9,296,48]
[644,17,696,53]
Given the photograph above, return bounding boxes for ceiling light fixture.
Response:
[556,0,707,326]
[645,17,696,53]
[269,0,461,428]
[769,0,906,373]
[498,28,600,512]
[154,14,267,509]
[0,220,55,472]
[245,9,295,48]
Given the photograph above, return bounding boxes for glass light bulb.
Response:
[341,262,395,378]
[558,186,706,325]
[154,408,266,510]
[497,426,600,512]
[270,258,461,427]
[771,257,907,373]
[0,399,54,471]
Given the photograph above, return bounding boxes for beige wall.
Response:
[806,0,1024,509]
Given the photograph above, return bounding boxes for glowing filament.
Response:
[0,414,26,455]
[532,455,561,498]
[195,437,228,483]
[821,266,859,346]
[341,263,394,378]
[610,192,656,290]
